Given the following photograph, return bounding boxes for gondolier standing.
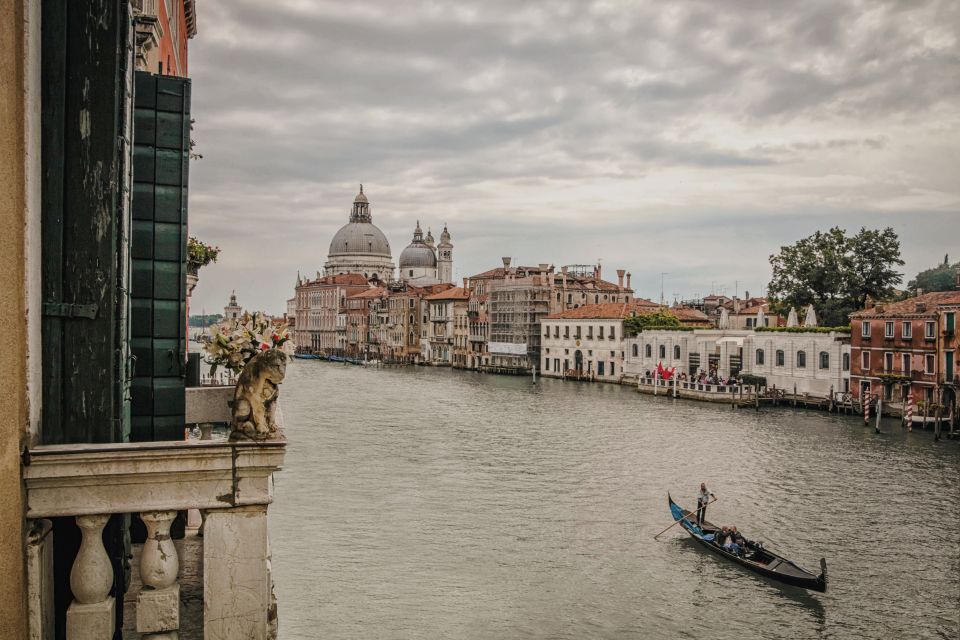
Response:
[696,482,715,525]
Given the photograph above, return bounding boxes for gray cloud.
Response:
[186,0,960,314]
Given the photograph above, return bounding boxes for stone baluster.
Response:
[66,514,115,640]
[137,511,180,639]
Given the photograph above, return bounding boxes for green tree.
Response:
[767,227,903,326]
[905,254,958,295]
[623,310,682,336]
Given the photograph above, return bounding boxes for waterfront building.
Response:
[345,287,386,359]
[540,300,659,382]
[467,290,490,370]
[850,292,960,418]
[398,221,455,285]
[223,290,242,321]
[742,330,851,396]
[294,273,369,353]
[424,286,470,365]
[438,225,454,284]
[324,186,395,282]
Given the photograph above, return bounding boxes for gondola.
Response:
[667,494,827,592]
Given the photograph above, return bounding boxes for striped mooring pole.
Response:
[864,391,870,424]
[906,391,914,433]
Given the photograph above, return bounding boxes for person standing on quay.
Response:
[696,482,715,525]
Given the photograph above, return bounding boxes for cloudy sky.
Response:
[187,0,959,315]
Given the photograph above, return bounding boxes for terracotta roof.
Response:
[670,306,711,323]
[736,303,769,315]
[850,291,960,317]
[425,286,470,301]
[544,300,659,320]
[347,287,385,299]
[301,272,369,287]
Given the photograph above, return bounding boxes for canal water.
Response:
[270,362,959,640]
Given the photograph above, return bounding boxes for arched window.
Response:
[776,350,785,366]
[674,345,681,360]
[842,353,850,371]
[645,344,652,358]
[659,345,666,359]
[756,349,765,365]
[632,344,639,357]
[819,351,829,369]
[797,351,807,368]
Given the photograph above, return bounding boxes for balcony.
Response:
[23,387,286,640]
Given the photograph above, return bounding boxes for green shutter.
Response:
[129,72,190,441]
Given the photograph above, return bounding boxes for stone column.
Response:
[26,519,54,640]
[137,511,180,638]
[66,514,115,640]
[204,505,272,640]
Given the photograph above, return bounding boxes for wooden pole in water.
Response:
[864,391,870,425]
[906,390,914,433]
[875,395,882,433]
[934,402,941,442]
[922,398,929,431]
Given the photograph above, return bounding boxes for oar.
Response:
[653,497,718,540]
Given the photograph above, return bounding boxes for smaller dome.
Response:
[354,185,368,204]
[399,243,437,269]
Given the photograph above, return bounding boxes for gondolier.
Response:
[696,482,715,525]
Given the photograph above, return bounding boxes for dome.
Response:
[399,243,437,269]
[328,222,392,257]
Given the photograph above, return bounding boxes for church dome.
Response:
[328,222,392,257]
[399,221,437,268]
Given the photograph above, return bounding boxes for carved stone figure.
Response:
[230,348,287,441]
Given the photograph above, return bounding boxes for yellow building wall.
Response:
[0,0,30,637]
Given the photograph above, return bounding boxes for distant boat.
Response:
[293,353,322,360]
[667,494,827,592]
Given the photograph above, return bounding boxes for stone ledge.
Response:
[23,438,285,519]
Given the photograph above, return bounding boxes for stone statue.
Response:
[230,348,287,441]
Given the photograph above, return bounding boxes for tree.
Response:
[767,227,903,326]
[905,254,958,295]
[623,310,682,336]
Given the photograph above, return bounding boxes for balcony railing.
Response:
[24,387,286,640]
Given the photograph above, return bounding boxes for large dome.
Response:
[328,222,392,258]
[399,242,436,269]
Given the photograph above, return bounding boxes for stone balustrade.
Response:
[23,388,285,640]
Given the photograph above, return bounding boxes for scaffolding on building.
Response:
[486,275,552,374]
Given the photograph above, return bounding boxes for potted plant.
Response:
[187,236,220,276]
[203,312,293,377]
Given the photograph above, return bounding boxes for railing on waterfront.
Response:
[23,387,286,640]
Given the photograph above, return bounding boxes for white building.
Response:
[624,328,851,397]
[223,291,242,321]
[397,221,454,286]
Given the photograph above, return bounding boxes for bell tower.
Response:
[437,224,453,284]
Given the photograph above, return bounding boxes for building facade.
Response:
[133,0,197,77]
[424,287,470,365]
[850,292,960,418]
[294,273,369,353]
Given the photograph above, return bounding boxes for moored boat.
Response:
[667,494,827,592]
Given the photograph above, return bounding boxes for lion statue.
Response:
[230,348,288,441]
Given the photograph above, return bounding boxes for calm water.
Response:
[270,362,960,640]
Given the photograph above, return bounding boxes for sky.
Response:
[186,0,959,315]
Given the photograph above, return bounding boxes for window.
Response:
[884,321,894,338]
[884,352,893,372]
[645,344,652,358]
[862,351,870,370]
[544,357,550,371]
[554,326,559,338]
[861,321,871,338]
[797,351,806,368]
[598,361,605,376]
[925,321,936,339]
[659,345,666,359]
[632,344,638,357]
[842,353,850,371]
[901,353,910,373]
[925,354,935,374]
[947,312,956,333]
[756,349,765,365]
[544,324,550,338]
[674,345,681,360]
[610,362,615,376]
[587,327,593,339]
[599,326,605,339]
[564,326,569,339]
[902,322,912,338]
[776,350,784,366]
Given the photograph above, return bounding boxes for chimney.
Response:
[539,263,549,271]
[502,257,512,270]
[626,272,631,290]
[864,295,875,309]
[616,269,625,291]
[462,277,468,291]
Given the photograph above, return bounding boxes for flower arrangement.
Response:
[203,312,292,376]
[188,236,221,274]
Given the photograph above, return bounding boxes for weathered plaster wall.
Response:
[0,0,30,636]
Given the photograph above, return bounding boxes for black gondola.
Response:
[667,494,827,592]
